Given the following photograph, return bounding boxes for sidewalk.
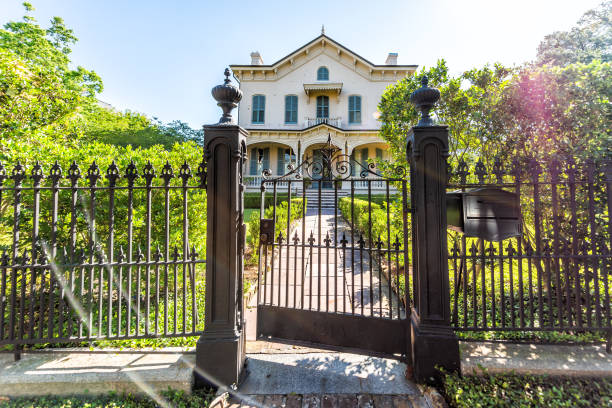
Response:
[461,341,612,377]
[0,340,609,402]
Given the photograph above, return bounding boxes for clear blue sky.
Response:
[1,0,602,128]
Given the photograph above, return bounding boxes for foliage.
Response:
[0,3,202,149]
[536,1,612,66]
[338,197,409,265]
[378,3,611,169]
[440,367,612,407]
[0,3,102,141]
[0,387,216,408]
[378,59,514,170]
[0,139,206,254]
[84,105,204,149]
[501,60,611,165]
[244,192,292,209]
[245,198,306,266]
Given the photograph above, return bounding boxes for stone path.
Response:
[260,208,404,319]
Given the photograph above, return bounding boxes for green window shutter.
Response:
[277,147,285,174]
[349,96,361,124]
[360,148,368,165]
[317,96,329,118]
[376,148,383,159]
[252,95,265,124]
[249,149,257,175]
[285,95,297,123]
[262,148,270,171]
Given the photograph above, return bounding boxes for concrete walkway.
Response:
[461,341,612,377]
[0,348,195,397]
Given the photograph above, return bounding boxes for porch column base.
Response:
[194,329,246,389]
[410,310,460,385]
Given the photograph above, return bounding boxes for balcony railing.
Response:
[245,175,388,191]
[304,117,342,128]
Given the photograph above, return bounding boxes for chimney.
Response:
[250,52,264,65]
[385,52,398,65]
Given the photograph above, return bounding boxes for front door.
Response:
[255,147,412,357]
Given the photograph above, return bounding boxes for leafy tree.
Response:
[0,3,202,149]
[501,60,611,164]
[0,3,102,141]
[537,1,612,66]
[81,105,203,149]
[378,59,513,169]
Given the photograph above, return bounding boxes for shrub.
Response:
[441,367,612,408]
[246,198,306,266]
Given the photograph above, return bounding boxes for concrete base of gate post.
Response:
[410,311,460,385]
[194,330,246,390]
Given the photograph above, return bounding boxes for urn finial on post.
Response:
[410,75,440,127]
[211,68,243,125]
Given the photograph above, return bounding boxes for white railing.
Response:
[304,117,342,128]
[353,179,385,189]
[245,176,301,191]
[245,176,389,191]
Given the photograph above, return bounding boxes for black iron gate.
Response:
[256,138,412,355]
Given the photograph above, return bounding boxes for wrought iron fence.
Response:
[0,158,207,349]
[447,157,611,336]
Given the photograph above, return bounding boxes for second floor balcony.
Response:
[304,117,342,128]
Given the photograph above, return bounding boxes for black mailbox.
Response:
[259,218,275,245]
[446,188,521,241]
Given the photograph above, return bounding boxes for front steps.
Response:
[304,189,347,209]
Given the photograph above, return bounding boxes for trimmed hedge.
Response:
[245,198,306,265]
[338,197,408,260]
[244,193,291,209]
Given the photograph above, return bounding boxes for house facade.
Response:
[230,32,416,191]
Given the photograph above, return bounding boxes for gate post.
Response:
[195,69,248,388]
[407,76,460,384]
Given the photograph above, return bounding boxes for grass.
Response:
[0,388,216,408]
[440,367,612,408]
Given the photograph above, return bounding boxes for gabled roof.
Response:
[230,34,417,71]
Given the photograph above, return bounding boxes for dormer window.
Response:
[317,67,329,81]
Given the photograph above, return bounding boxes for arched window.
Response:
[348,95,361,124]
[252,95,265,124]
[285,95,298,124]
[316,95,329,119]
[317,66,329,81]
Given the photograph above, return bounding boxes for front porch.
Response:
[244,135,392,193]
